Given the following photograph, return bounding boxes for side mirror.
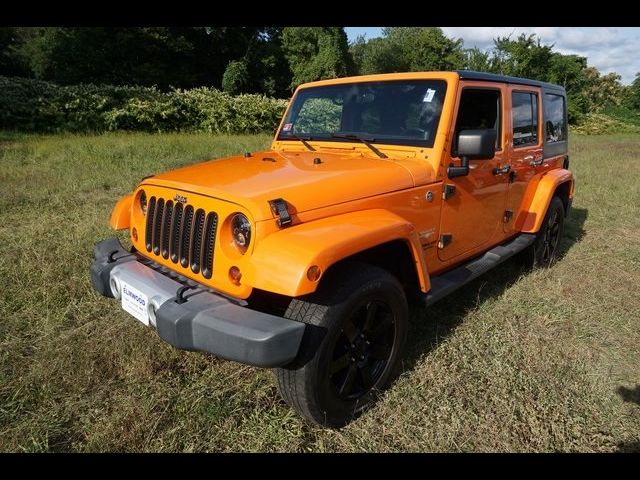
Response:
[448,129,497,178]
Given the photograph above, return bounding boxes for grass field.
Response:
[1,131,639,452]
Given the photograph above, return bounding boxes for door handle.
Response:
[525,155,544,166]
[492,165,511,175]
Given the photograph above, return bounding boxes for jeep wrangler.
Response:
[91,71,574,427]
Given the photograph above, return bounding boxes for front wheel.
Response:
[276,263,408,427]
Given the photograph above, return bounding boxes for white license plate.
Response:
[121,280,149,326]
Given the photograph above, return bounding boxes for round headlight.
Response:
[140,190,148,216]
[231,213,251,253]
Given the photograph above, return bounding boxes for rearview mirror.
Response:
[448,129,497,178]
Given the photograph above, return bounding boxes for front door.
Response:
[504,87,543,233]
[438,83,510,261]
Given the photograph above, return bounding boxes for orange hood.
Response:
[144,150,429,221]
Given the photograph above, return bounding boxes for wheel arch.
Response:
[521,169,574,233]
[243,209,431,298]
[319,239,423,298]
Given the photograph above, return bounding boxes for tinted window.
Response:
[512,92,539,147]
[454,89,502,150]
[278,80,447,148]
[544,94,567,143]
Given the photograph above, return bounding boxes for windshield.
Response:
[278,80,447,148]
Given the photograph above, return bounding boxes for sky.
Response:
[344,27,640,85]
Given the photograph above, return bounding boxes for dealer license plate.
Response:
[120,280,149,326]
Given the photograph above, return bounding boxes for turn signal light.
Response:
[229,266,242,285]
[307,265,322,282]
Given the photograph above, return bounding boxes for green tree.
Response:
[458,33,628,124]
[349,27,464,75]
[0,27,30,77]
[222,60,250,95]
[242,27,291,98]
[491,34,554,80]
[282,27,354,90]
[580,68,628,111]
[627,73,640,110]
[383,27,465,71]
[356,37,405,74]
[348,35,368,74]
[463,47,493,72]
[15,27,267,90]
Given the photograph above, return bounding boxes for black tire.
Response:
[276,262,408,427]
[520,196,565,268]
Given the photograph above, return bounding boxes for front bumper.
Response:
[90,237,305,367]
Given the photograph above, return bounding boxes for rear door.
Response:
[503,87,543,233]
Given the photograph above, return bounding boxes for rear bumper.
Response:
[90,237,305,367]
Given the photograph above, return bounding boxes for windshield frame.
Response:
[276,79,448,149]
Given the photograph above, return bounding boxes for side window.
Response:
[544,94,567,143]
[454,89,502,151]
[293,98,342,134]
[512,92,539,148]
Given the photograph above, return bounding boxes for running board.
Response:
[424,233,536,307]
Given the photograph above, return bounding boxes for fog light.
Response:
[132,227,138,242]
[229,266,242,285]
[307,265,322,282]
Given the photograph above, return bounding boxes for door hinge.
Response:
[503,210,513,223]
[509,170,517,183]
[442,184,456,200]
[438,234,453,249]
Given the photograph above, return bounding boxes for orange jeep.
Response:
[91,71,574,427]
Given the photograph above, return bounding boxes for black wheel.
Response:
[521,196,565,268]
[276,263,408,427]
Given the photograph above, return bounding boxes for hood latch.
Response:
[269,198,293,228]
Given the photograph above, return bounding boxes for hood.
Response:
[145,149,426,221]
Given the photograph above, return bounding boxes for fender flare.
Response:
[243,209,430,297]
[521,169,574,233]
[110,194,133,230]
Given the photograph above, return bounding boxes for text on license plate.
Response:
[121,280,149,326]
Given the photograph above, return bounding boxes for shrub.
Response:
[0,76,288,134]
[570,112,640,135]
[222,60,250,96]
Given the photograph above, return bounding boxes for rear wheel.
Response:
[520,196,565,268]
[276,263,408,427]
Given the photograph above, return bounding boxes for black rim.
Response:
[541,208,561,264]
[329,300,396,401]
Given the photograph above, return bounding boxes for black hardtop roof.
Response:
[456,70,566,94]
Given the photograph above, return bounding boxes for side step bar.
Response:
[424,233,536,306]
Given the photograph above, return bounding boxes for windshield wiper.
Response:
[289,134,316,152]
[330,133,388,159]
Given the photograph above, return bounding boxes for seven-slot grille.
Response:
[144,196,218,279]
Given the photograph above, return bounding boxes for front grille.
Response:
[145,196,218,279]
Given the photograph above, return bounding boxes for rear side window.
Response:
[544,94,567,143]
[512,92,539,147]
